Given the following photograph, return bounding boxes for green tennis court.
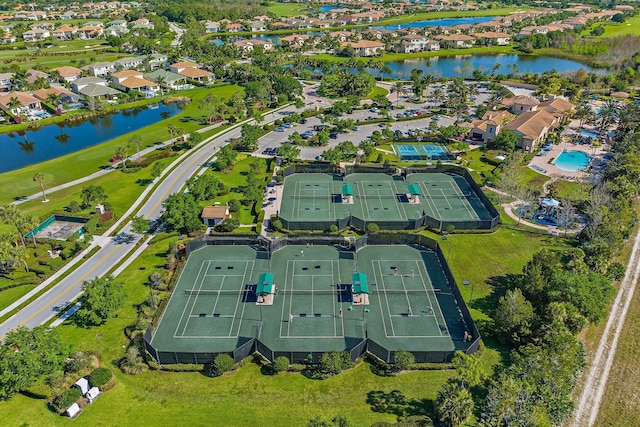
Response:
[278,172,494,230]
[148,243,469,361]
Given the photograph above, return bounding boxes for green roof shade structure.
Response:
[342,184,354,196]
[352,272,369,294]
[407,183,421,196]
[256,272,274,295]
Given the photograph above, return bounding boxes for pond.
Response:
[0,102,183,174]
[373,16,497,31]
[357,54,597,79]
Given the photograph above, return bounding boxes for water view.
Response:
[373,16,496,31]
[0,102,182,173]
[359,55,596,79]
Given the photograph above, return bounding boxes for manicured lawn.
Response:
[515,166,548,194]
[367,86,389,98]
[267,2,308,17]
[0,285,35,310]
[594,15,640,37]
[0,85,243,205]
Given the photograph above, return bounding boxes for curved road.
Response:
[0,107,291,338]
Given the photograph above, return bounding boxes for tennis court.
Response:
[148,243,469,363]
[278,172,495,230]
[395,144,450,161]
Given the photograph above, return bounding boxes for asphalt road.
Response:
[0,108,289,339]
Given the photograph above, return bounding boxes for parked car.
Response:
[329,131,339,139]
[301,118,307,124]
[274,127,285,132]
[282,122,293,128]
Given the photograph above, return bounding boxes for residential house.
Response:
[474,31,511,46]
[203,20,220,33]
[22,28,50,42]
[33,87,81,104]
[85,61,116,77]
[233,39,274,53]
[78,25,103,39]
[249,21,266,32]
[0,91,42,115]
[505,95,540,114]
[51,24,78,40]
[0,72,13,91]
[437,34,476,48]
[107,19,127,27]
[147,53,168,70]
[394,35,439,53]
[170,61,214,83]
[201,206,230,226]
[225,23,242,33]
[538,95,575,120]
[253,15,270,22]
[144,70,188,91]
[51,65,82,82]
[469,110,513,144]
[114,75,159,97]
[341,40,385,57]
[271,22,293,30]
[279,34,313,49]
[25,69,50,85]
[104,24,129,37]
[329,31,357,43]
[72,76,120,98]
[1,32,16,44]
[114,56,143,70]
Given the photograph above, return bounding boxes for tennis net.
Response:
[184,288,436,296]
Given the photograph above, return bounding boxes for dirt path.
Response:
[570,223,640,426]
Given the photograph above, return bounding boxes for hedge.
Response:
[52,387,81,412]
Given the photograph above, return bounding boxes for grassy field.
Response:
[0,39,121,70]
[367,86,389,98]
[590,15,640,38]
[0,85,242,205]
[266,2,308,17]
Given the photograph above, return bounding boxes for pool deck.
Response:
[528,133,609,182]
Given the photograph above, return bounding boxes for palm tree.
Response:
[434,382,474,427]
[115,146,128,170]
[597,99,618,136]
[129,134,142,160]
[392,81,404,108]
[33,172,47,202]
[7,97,23,115]
[46,92,61,108]
[49,69,61,83]
[167,123,177,144]
[155,75,166,95]
[432,88,444,108]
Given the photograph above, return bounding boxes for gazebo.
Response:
[352,272,370,305]
[256,272,274,295]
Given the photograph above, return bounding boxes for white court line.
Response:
[390,180,409,220]
[374,260,395,337]
[448,180,477,220]
[418,181,438,218]
[175,260,210,338]
[228,260,251,337]
[358,181,371,221]
[208,275,225,317]
[232,260,254,337]
[415,259,449,337]
[203,274,245,277]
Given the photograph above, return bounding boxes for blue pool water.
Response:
[396,144,448,161]
[554,150,591,172]
[580,130,599,139]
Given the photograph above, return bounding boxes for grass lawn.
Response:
[0,285,35,310]
[0,85,243,205]
[266,2,308,17]
[591,15,640,38]
[515,166,548,195]
[367,86,389,98]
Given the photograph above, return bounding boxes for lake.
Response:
[373,16,496,31]
[0,102,182,174]
[359,54,596,79]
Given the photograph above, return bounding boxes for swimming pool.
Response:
[395,144,449,161]
[580,130,599,139]
[554,150,591,172]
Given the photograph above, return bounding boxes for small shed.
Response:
[85,386,100,403]
[342,183,353,197]
[75,377,89,395]
[407,184,421,196]
[256,272,274,295]
[352,272,369,294]
[66,403,81,418]
[201,206,230,226]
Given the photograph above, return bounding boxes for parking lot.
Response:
[255,109,455,160]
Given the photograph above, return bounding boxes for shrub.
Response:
[607,262,625,281]
[52,387,81,412]
[366,223,380,234]
[271,219,283,231]
[319,351,352,375]
[212,354,235,376]
[68,201,81,213]
[89,367,112,388]
[393,349,416,372]
[65,351,91,374]
[214,218,239,232]
[328,224,339,233]
[272,356,290,373]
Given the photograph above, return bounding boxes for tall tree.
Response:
[115,146,128,170]
[76,276,126,327]
[0,205,27,247]
[434,381,474,427]
[32,172,47,202]
[129,134,142,160]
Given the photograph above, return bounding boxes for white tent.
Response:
[66,403,80,418]
[541,198,560,207]
[75,377,89,395]
[85,387,100,403]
